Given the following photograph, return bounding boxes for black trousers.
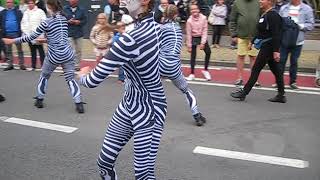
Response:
[212,25,224,45]
[28,43,45,69]
[190,37,211,74]
[243,43,285,95]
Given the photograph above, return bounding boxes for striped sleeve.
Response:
[80,33,140,88]
[15,20,48,44]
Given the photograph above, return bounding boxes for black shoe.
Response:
[193,113,206,126]
[0,94,5,102]
[268,95,287,103]
[20,65,26,70]
[75,67,81,71]
[75,102,85,113]
[230,88,246,101]
[3,65,14,71]
[34,98,44,108]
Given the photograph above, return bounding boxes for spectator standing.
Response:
[231,0,286,103]
[63,0,87,71]
[229,0,260,86]
[89,13,113,64]
[278,0,314,89]
[0,0,26,71]
[21,0,46,71]
[186,4,211,81]
[209,0,227,48]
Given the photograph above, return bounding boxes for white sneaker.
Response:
[202,70,211,81]
[271,83,278,88]
[186,74,195,81]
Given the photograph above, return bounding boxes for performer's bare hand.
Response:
[77,66,92,79]
[2,38,15,45]
[187,47,192,53]
[273,52,280,62]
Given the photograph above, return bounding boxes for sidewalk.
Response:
[6,38,319,72]
[2,38,320,89]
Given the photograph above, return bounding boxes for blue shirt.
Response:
[5,9,19,34]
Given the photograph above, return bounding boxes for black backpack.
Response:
[281,16,300,48]
[265,11,300,48]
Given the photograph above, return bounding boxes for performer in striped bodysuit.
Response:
[78,0,167,179]
[2,0,84,113]
[159,5,206,126]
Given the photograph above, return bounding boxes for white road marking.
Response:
[1,117,77,133]
[193,146,309,168]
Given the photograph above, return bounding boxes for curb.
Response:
[180,59,317,74]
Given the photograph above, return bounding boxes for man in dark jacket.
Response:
[64,0,87,71]
[0,0,25,71]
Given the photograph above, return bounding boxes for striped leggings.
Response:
[36,59,82,103]
[98,101,166,180]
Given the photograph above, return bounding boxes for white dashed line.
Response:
[1,117,78,133]
[193,146,309,168]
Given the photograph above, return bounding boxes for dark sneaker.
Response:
[268,95,287,103]
[0,94,5,102]
[20,65,26,70]
[75,67,81,71]
[234,79,243,86]
[75,102,85,114]
[34,98,44,108]
[290,83,299,89]
[230,88,246,101]
[193,113,206,126]
[3,65,14,71]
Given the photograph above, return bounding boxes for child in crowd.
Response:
[89,13,113,64]
[186,4,212,81]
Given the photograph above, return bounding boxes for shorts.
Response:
[94,48,108,57]
[237,38,258,57]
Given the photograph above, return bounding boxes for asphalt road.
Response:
[1,70,320,180]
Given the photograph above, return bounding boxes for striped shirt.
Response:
[15,13,75,65]
[90,24,114,49]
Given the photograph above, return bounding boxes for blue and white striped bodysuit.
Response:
[15,13,82,103]
[80,13,167,180]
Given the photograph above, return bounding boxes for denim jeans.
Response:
[279,45,303,84]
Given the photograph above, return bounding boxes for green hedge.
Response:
[0,0,21,6]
